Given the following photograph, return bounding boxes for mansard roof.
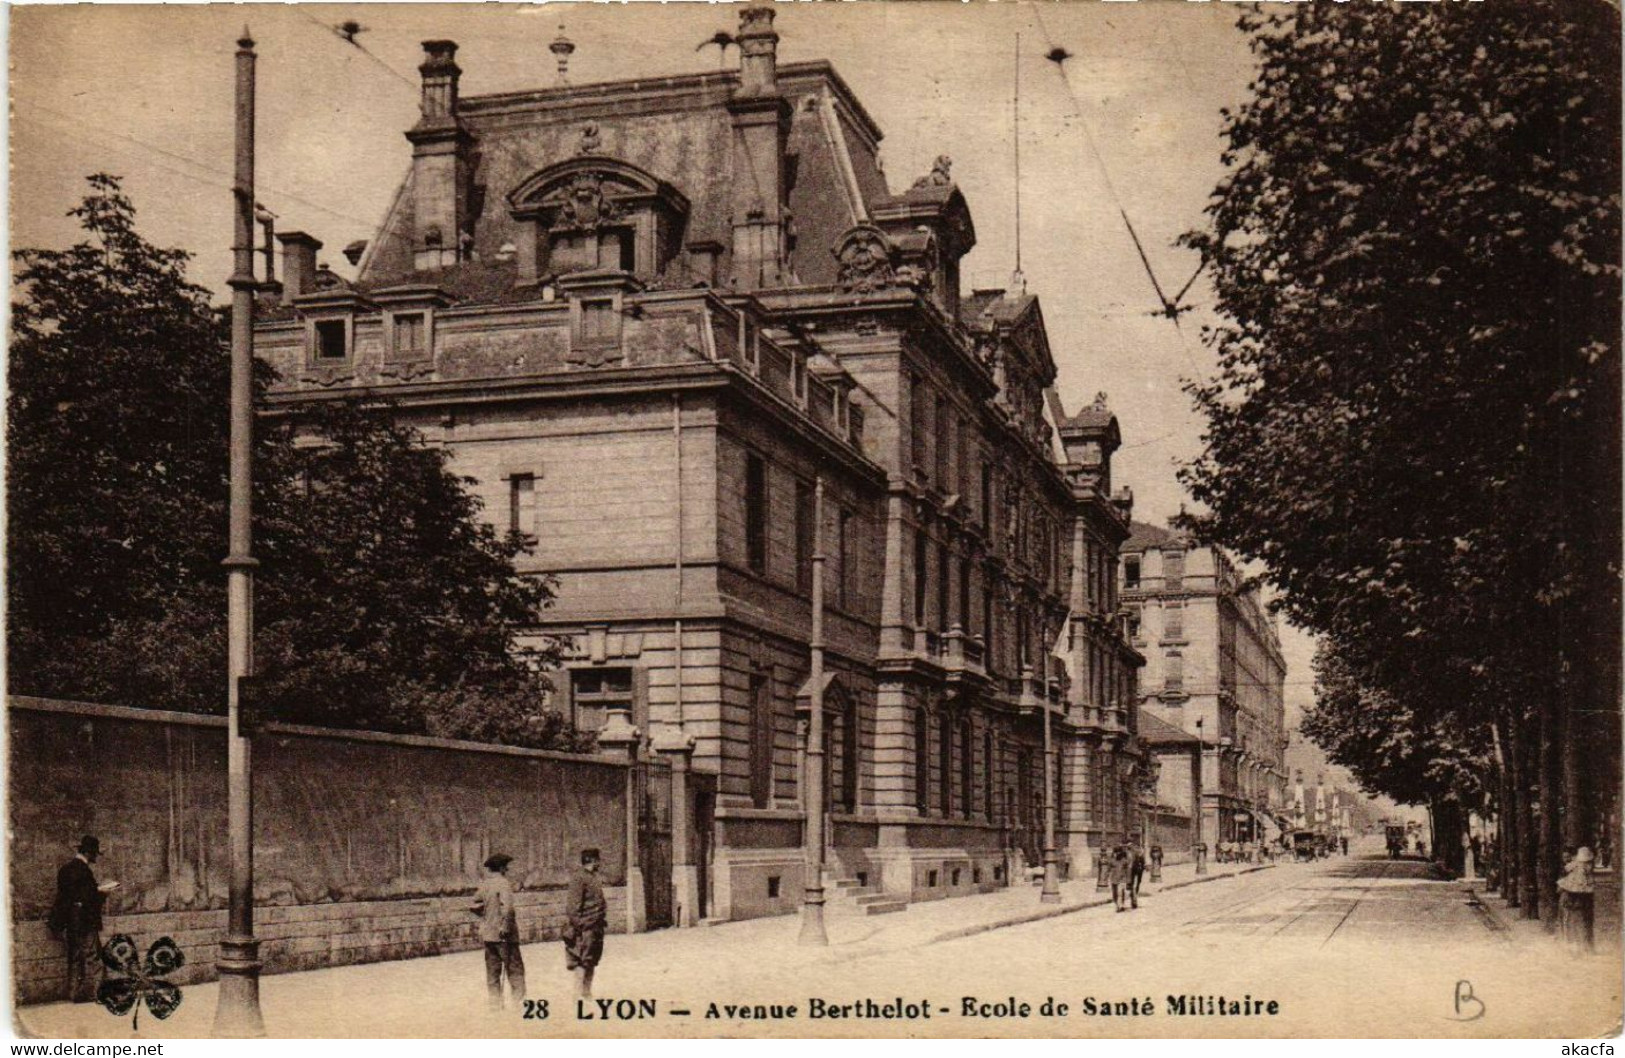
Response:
[1123,520,1187,554]
[359,61,892,293]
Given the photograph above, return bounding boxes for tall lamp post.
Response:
[1193,717,1207,876]
[1039,620,1060,903]
[798,478,828,945]
[213,28,265,1038]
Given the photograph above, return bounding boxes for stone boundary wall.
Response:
[8,697,630,1005]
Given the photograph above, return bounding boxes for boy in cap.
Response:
[470,852,526,1010]
[563,848,608,998]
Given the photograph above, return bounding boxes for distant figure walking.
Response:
[48,836,115,1003]
[1340,835,1349,857]
[1109,846,1135,911]
[1130,844,1147,901]
[471,853,526,1011]
[1558,846,1595,954]
[564,848,608,997]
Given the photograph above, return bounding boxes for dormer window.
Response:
[391,312,426,358]
[507,157,689,284]
[578,298,619,346]
[314,319,348,361]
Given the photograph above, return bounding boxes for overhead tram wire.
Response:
[12,95,384,233]
[1025,6,1209,379]
[297,12,420,94]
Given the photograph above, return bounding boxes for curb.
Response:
[1157,862,1277,893]
[922,863,1280,946]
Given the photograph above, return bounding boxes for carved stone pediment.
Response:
[507,156,689,237]
[832,223,896,294]
[553,171,622,232]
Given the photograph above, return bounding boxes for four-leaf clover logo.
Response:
[97,934,184,1029]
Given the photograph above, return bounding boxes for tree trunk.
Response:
[1494,715,1516,904]
[1537,695,1563,932]
[1514,724,1539,920]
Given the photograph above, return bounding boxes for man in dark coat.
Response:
[1130,843,1147,906]
[49,836,112,1003]
[563,848,608,998]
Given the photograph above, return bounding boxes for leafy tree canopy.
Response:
[8,175,590,752]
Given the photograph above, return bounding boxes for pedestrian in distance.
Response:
[1557,846,1595,955]
[1108,845,1133,912]
[563,847,609,998]
[1130,843,1147,904]
[48,835,118,1003]
[1340,835,1349,857]
[470,852,526,1011]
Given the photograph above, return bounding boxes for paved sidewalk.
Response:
[14,857,1290,1038]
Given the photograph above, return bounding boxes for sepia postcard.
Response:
[6,0,1621,1043]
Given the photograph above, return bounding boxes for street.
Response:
[18,841,1620,1039]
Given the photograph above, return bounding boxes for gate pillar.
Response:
[655,729,699,927]
[597,708,646,933]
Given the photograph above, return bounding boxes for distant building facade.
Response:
[1120,523,1288,845]
[252,8,1144,925]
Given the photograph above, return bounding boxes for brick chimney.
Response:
[727,4,791,290]
[277,232,322,299]
[407,40,472,271]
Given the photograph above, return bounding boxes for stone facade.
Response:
[253,6,1144,923]
[1120,523,1289,845]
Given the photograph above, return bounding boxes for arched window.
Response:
[506,157,689,283]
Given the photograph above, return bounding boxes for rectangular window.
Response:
[795,481,814,596]
[838,509,855,611]
[314,319,348,361]
[1165,653,1184,692]
[750,672,773,808]
[983,731,996,821]
[960,715,974,820]
[982,586,995,665]
[913,530,929,626]
[938,713,953,816]
[570,667,632,735]
[958,558,972,635]
[937,545,950,632]
[508,474,536,539]
[935,398,951,486]
[914,709,931,814]
[1164,550,1185,589]
[1124,557,1141,589]
[391,312,426,358]
[579,298,619,345]
[980,462,993,529]
[745,454,768,575]
[1165,602,1184,640]
[910,373,928,473]
[1017,608,1031,671]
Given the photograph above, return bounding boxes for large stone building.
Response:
[252,7,1144,925]
[1120,522,1288,845]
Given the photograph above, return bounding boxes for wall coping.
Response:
[7,695,629,770]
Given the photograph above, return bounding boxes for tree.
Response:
[8,175,588,752]
[1181,3,1620,914]
[8,174,234,691]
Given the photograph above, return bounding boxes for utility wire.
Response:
[13,94,383,232]
[1026,6,1208,378]
[297,12,419,93]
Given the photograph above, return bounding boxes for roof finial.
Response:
[550,23,575,85]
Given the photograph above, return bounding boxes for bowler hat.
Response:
[484,853,513,872]
[77,836,100,856]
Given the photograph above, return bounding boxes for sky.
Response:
[7,0,1322,726]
